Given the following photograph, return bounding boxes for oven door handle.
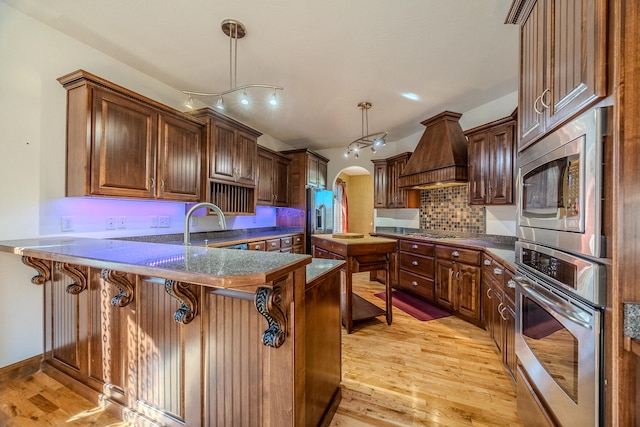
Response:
[518,281,592,330]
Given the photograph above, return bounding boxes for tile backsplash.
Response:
[419,185,485,233]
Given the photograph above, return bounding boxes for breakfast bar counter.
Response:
[0,237,344,427]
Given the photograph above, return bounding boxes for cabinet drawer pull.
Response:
[493,267,502,275]
[507,279,516,289]
[411,244,419,249]
[284,240,290,244]
[452,251,460,257]
[411,261,419,266]
[484,259,491,266]
[271,242,277,247]
[411,281,418,287]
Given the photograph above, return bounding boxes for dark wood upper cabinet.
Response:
[281,149,330,212]
[372,160,388,208]
[507,0,607,151]
[157,114,203,201]
[191,108,261,188]
[372,152,420,209]
[257,146,290,207]
[465,111,516,206]
[59,70,204,202]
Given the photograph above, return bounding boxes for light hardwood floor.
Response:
[0,272,522,426]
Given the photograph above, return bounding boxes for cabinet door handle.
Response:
[412,244,419,249]
[486,287,493,298]
[534,95,544,115]
[493,268,503,275]
[150,177,155,189]
[452,251,460,257]
[160,179,165,190]
[507,279,516,289]
[411,281,418,287]
[539,88,551,109]
[484,259,492,266]
[412,261,419,266]
[255,245,261,250]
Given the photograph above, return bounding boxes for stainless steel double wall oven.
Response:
[514,107,610,427]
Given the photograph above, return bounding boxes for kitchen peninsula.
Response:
[0,237,343,427]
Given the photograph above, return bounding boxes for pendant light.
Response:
[344,102,388,158]
[183,19,283,109]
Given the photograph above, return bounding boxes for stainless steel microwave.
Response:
[517,107,610,258]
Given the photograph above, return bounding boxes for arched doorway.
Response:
[332,166,373,235]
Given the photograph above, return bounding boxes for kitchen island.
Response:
[311,234,397,333]
[0,237,343,427]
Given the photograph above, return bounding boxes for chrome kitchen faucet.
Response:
[184,202,227,246]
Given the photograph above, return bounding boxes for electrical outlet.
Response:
[61,216,74,232]
[150,216,158,228]
[118,216,127,229]
[106,217,116,230]
[158,216,170,228]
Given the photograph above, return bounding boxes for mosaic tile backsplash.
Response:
[419,185,485,233]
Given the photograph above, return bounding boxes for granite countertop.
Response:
[118,227,304,247]
[0,237,311,291]
[372,228,517,267]
[311,234,398,245]
[306,258,344,285]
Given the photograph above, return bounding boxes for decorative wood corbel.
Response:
[101,269,135,307]
[21,256,51,285]
[255,281,287,348]
[165,280,198,324]
[58,262,88,294]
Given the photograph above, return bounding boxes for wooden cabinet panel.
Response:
[399,252,434,277]
[248,241,266,251]
[435,260,456,311]
[59,71,205,202]
[466,113,516,206]
[91,88,157,198]
[157,114,202,201]
[518,0,546,150]
[373,161,388,208]
[273,156,290,206]
[435,245,481,265]
[371,153,419,209]
[545,0,607,131]
[256,149,275,205]
[456,263,481,322]
[210,121,236,182]
[266,238,281,252]
[511,0,607,151]
[236,131,258,185]
[398,270,434,300]
[435,246,481,324]
[192,107,260,189]
[257,146,290,207]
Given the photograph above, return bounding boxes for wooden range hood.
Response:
[398,111,468,189]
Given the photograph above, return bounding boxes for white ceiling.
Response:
[3,0,519,150]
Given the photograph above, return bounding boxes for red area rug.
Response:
[375,290,452,321]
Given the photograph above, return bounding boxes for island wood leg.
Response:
[344,259,354,333]
[385,255,392,326]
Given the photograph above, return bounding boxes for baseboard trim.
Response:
[0,354,42,383]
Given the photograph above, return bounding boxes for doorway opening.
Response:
[333,166,373,235]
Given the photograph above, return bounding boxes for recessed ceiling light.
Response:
[402,93,420,101]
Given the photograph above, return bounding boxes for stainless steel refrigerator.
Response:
[306,188,334,253]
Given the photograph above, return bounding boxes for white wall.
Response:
[0,3,292,368]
